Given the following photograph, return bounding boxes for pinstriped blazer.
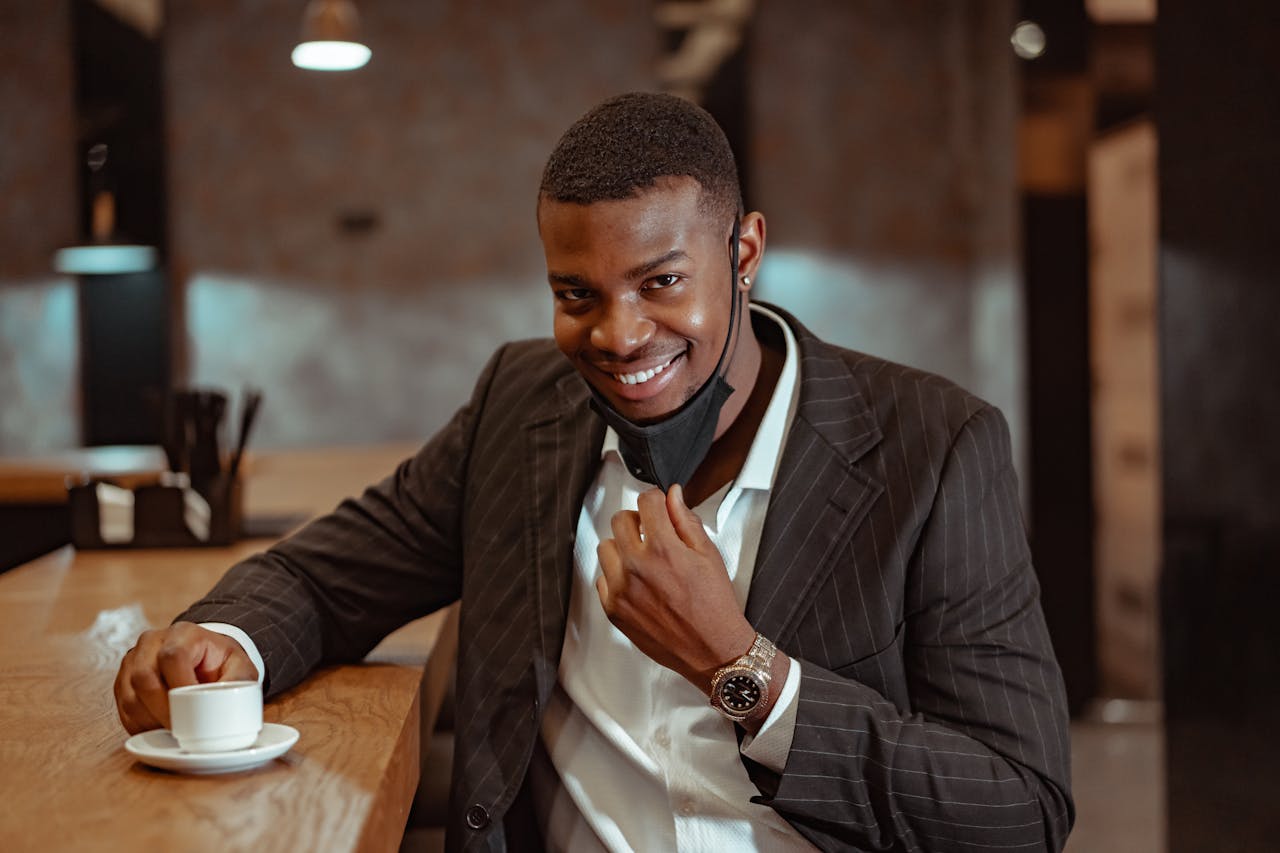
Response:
[180,304,1072,852]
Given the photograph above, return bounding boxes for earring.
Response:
[742,275,752,287]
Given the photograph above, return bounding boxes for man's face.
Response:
[539,177,734,424]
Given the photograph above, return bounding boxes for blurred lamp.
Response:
[1011,20,1047,60]
[292,0,371,71]
[54,144,157,276]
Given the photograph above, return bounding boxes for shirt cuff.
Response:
[739,659,801,774]
[199,622,266,686]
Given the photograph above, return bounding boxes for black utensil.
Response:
[227,388,262,483]
[188,389,228,496]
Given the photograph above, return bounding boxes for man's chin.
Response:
[586,376,698,425]
[593,390,677,424]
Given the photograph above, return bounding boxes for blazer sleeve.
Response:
[746,405,1074,852]
[175,344,509,697]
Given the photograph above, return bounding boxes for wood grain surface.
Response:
[0,445,169,504]
[0,444,454,853]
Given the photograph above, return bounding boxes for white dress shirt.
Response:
[207,304,811,851]
[538,304,813,852]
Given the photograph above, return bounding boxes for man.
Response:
[114,93,1072,851]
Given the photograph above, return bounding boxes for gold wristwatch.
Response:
[709,633,776,722]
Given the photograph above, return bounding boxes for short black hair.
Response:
[539,92,743,225]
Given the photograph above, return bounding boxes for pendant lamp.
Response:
[292,0,372,71]
[54,143,157,276]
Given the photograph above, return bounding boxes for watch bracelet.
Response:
[709,633,777,721]
[744,633,777,669]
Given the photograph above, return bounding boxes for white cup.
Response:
[168,681,263,753]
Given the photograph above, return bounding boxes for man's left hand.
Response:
[596,484,757,693]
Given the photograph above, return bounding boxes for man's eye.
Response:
[556,288,593,302]
[648,274,680,289]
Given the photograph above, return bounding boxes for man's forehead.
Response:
[537,176,705,217]
[537,178,721,246]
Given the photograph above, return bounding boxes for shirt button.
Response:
[677,798,696,817]
[653,727,670,749]
[465,804,490,830]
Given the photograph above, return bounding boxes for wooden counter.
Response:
[0,443,456,853]
[0,445,169,504]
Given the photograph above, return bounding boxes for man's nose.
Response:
[590,300,655,357]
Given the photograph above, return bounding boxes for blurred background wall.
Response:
[0,0,1022,464]
[0,3,81,453]
[169,0,656,448]
[752,0,1022,469]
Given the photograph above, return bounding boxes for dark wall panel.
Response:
[1158,0,1280,849]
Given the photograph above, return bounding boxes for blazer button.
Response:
[465,804,490,830]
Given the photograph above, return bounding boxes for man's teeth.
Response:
[615,357,675,386]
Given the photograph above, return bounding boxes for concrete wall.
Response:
[0,3,80,454]
[749,0,1024,472]
[168,0,657,447]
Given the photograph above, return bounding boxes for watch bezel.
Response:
[710,664,770,722]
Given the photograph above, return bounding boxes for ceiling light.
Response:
[292,0,371,71]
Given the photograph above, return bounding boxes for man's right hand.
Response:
[113,621,260,734]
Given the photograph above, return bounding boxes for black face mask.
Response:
[587,220,742,491]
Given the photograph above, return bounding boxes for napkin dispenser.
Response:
[68,386,261,550]
[69,472,243,549]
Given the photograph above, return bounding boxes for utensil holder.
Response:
[68,473,243,549]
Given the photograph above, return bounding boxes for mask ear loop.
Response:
[711,218,742,382]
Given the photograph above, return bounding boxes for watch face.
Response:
[719,673,762,713]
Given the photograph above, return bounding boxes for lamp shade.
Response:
[53,187,158,276]
[292,0,371,71]
[54,244,157,275]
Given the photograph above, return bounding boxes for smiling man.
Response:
[114,93,1073,851]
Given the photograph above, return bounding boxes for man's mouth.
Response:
[590,351,686,403]
[611,353,679,386]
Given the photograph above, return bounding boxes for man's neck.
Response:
[683,318,786,507]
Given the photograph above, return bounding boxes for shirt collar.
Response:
[600,302,799,493]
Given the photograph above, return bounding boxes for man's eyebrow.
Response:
[548,272,589,287]
[547,250,690,288]
[625,250,690,281]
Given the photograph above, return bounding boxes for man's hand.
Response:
[596,484,757,693]
[113,622,259,734]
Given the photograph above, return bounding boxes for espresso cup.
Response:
[168,681,263,753]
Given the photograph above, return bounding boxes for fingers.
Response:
[596,538,624,609]
[157,636,202,692]
[667,484,711,550]
[114,646,164,734]
[634,488,680,547]
[116,629,173,732]
[609,508,643,551]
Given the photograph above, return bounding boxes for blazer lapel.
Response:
[745,323,885,645]
[523,370,605,701]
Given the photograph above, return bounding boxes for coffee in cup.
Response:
[168,681,263,753]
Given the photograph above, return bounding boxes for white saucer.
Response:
[124,722,299,775]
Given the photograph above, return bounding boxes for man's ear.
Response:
[736,211,766,290]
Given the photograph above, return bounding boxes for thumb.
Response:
[197,636,259,683]
[667,484,711,550]
[216,651,260,683]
